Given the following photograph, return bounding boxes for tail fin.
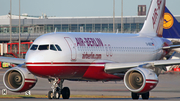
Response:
[163,6,180,38]
[139,0,165,37]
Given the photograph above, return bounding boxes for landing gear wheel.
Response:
[142,92,149,100]
[48,79,70,99]
[131,92,139,100]
[61,87,70,99]
[53,91,60,99]
[48,91,53,99]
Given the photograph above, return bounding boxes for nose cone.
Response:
[25,50,36,63]
[25,49,66,77]
[25,50,56,77]
[25,50,42,76]
[25,50,46,63]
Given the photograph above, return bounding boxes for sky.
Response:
[1,0,180,17]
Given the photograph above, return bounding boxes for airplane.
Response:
[2,0,180,100]
[162,6,180,71]
[163,6,180,39]
[163,6,180,53]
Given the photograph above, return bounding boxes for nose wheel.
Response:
[48,91,53,99]
[47,78,70,99]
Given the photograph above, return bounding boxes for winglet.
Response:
[139,0,166,37]
[163,7,180,38]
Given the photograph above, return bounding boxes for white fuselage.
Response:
[26,33,165,63]
[25,32,169,80]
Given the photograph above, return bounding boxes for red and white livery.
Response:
[2,0,180,100]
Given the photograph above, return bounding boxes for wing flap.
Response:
[105,59,180,73]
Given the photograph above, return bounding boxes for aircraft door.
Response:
[105,44,113,57]
[105,44,109,57]
[152,38,159,60]
[64,37,77,61]
[108,44,113,57]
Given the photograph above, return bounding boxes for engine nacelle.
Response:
[3,66,37,92]
[124,67,158,93]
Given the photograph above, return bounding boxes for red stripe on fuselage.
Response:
[26,62,122,80]
[26,62,106,64]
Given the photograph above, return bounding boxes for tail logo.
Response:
[152,0,163,29]
[163,13,174,29]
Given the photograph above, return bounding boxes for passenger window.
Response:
[30,44,38,50]
[38,45,49,50]
[55,44,62,51]
[50,44,57,51]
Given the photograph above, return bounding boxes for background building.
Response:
[0,15,148,34]
[138,5,146,16]
[0,14,180,37]
[0,14,180,58]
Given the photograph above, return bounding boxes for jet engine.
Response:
[3,66,37,92]
[124,67,158,93]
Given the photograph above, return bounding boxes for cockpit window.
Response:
[38,45,49,50]
[55,44,62,51]
[50,44,57,51]
[30,44,38,50]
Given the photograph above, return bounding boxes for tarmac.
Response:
[1,68,180,101]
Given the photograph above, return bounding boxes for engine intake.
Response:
[3,66,37,92]
[124,67,158,93]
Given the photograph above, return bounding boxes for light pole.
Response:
[113,0,115,33]
[121,0,123,33]
[19,0,21,58]
[9,0,12,43]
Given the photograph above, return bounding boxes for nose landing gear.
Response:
[48,78,70,99]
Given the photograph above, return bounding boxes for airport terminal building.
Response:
[0,14,180,34]
[0,14,180,58]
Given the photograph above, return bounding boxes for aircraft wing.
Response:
[0,57,25,65]
[104,59,180,73]
[163,45,180,49]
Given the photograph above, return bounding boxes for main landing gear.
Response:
[48,78,70,99]
[131,92,149,100]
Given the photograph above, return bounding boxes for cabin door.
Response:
[64,37,77,61]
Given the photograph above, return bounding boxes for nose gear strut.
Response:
[48,78,70,99]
